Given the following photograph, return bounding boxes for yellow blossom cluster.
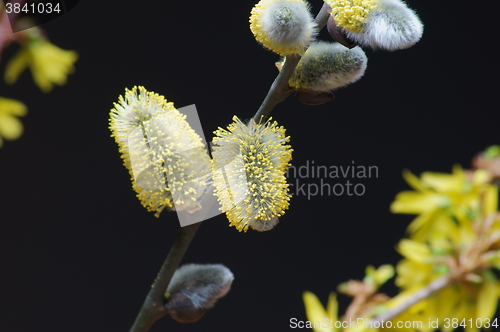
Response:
[326,0,377,33]
[388,165,500,330]
[302,154,500,332]
[1,26,78,148]
[5,37,78,93]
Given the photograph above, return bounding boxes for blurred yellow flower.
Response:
[364,264,394,289]
[395,239,443,291]
[303,291,378,331]
[390,167,496,244]
[0,97,27,147]
[4,37,78,92]
[303,291,339,332]
[394,238,500,331]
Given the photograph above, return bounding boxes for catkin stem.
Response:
[252,2,331,123]
[129,222,202,332]
[252,54,300,124]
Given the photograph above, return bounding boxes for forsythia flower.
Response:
[395,239,500,331]
[395,239,444,291]
[4,37,78,92]
[364,264,394,289]
[211,116,292,232]
[289,41,367,92]
[303,291,339,332]
[250,0,317,55]
[303,291,378,332]
[109,86,211,216]
[0,97,27,147]
[390,166,496,245]
[325,0,423,51]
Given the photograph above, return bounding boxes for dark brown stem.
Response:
[129,222,202,332]
[252,2,331,124]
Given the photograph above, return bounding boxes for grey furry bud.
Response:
[326,0,423,51]
[289,41,367,92]
[164,264,234,323]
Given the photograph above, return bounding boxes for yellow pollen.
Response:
[326,0,377,32]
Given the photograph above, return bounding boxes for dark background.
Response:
[0,1,498,331]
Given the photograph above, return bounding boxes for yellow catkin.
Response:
[212,116,293,232]
[326,0,377,32]
[250,0,316,55]
[109,86,210,216]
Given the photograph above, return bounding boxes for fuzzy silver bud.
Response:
[289,41,367,92]
[340,0,424,51]
[164,264,234,323]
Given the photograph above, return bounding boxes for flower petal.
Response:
[476,270,498,320]
[402,169,428,192]
[303,291,333,332]
[420,171,461,193]
[397,239,430,263]
[325,292,338,324]
[0,114,24,140]
[390,191,443,214]
[4,48,30,85]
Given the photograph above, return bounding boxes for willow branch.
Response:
[252,2,330,124]
[129,222,202,332]
[371,275,453,323]
[314,2,330,30]
[252,53,299,124]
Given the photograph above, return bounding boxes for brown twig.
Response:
[129,222,202,332]
[370,275,453,324]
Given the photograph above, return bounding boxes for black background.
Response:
[0,1,498,331]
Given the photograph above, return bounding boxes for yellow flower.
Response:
[250,0,317,55]
[303,291,378,332]
[303,291,339,332]
[364,264,394,289]
[395,239,442,290]
[325,0,377,33]
[0,97,27,147]
[4,37,78,92]
[211,116,292,232]
[424,272,498,332]
[390,166,497,245]
[109,86,211,216]
[394,237,500,330]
